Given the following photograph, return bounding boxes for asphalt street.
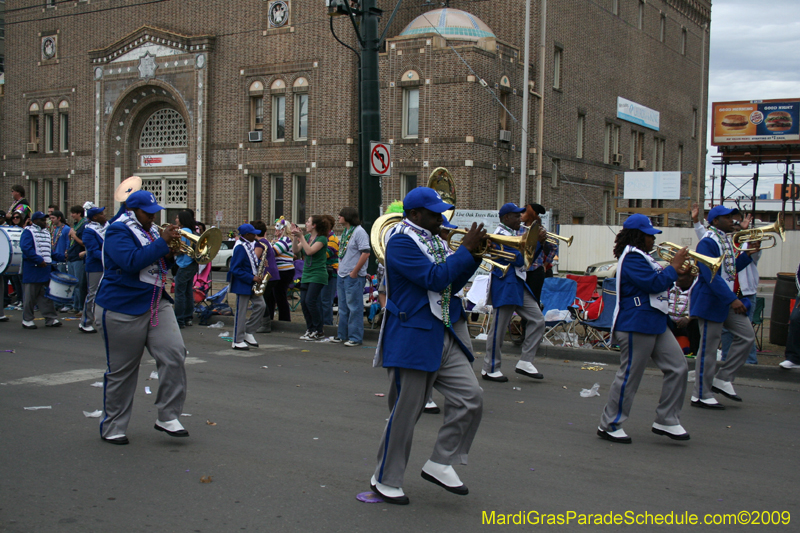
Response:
[1,315,799,532]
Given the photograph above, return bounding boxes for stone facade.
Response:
[0,0,710,231]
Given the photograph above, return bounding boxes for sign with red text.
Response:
[140,153,188,167]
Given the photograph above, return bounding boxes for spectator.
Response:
[291,215,330,341]
[268,218,294,322]
[66,205,87,315]
[49,211,70,274]
[173,210,199,328]
[7,185,32,226]
[6,212,25,309]
[333,207,370,347]
[318,215,339,326]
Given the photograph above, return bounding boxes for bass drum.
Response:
[0,226,23,275]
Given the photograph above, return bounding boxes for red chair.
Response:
[566,274,598,312]
[193,262,213,304]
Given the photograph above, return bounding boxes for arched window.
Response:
[139,108,188,149]
[59,100,70,152]
[249,81,264,131]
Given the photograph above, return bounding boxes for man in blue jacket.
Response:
[79,206,107,333]
[228,223,266,351]
[370,187,485,505]
[95,190,185,445]
[483,203,547,382]
[690,206,758,408]
[20,211,65,329]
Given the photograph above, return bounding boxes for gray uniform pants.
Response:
[234,292,266,343]
[81,271,103,329]
[600,330,688,431]
[98,299,187,439]
[694,308,754,399]
[484,290,545,373]
[22,283,58,324]
[373,321,483,489]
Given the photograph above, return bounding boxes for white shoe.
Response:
[652,422,690,440]
[481,370,508,382]
[712,377,735,395]
[308,331,326,341]
[59,306,71,313]
[421,460,468,495]
[154,418,189,437]
[515,360,539,374]
[232,341,250,350]
[244,333,258,347]
[79,324,96,333]
[370,475,409,505]
[780,360,800,370]
[597,426,632,443]
[22,320,36,328]
[299,330,312,341]
[425,400,438,409]
[343,340,361,347]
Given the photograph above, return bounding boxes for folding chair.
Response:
[197,284,232,325]
[539,277,578,346]
[193,262,213,305]
[287,259,304,311]
[752,296,765,351]
[577,278,617,350]
[566,273,598,314]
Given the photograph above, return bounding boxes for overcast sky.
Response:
[705,0,800,200]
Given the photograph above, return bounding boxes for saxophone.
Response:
[252,253,272,295]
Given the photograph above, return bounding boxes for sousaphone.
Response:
[115,176,142,203]
[427,167,456,221]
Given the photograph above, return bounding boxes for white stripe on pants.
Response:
[373,321,483,488]
[98,300,187,439]
[483,290,545,373]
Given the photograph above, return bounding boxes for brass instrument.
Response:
[427,167,456,222]
[253,251,272,295]
[520,223,574,248]
[162,225,223,265]
[732,215,785,251]
[654,242,723,281]
[446,224,540,274]
[371,212,404,265]
[114,176,142,203]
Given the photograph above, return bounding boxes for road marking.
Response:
[7,369,104,386]
[208,344,295,357]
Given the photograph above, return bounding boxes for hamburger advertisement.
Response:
[712,98,800,145]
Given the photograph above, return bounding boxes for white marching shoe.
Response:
[370,475,409,505]
[420,460,468,495]
[652,422,690,441]
[244,333,259,347]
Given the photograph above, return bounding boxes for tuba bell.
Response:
[163,225,223,265]
[371,212,403,266]
[427,167,456,222]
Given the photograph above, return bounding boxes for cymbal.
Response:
[115,176,142,202]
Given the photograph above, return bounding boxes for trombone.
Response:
[732,216,785,252]
[653,242,722,281]
[162,225,223,265]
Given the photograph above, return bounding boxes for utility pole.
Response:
[330,0,403,240]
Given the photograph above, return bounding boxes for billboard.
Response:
[617,97,660,131]
[712,99,800,146]
[624,172,681,200]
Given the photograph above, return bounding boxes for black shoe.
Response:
[420,470,469,495]
[597,428,632,444]
[651,426,691,441]
[22,323,37,330]
[691,399,725,410]
[424,406,441,415]
[515,368,544,379]
[370,483,410,505]
[101,436,129,445]
[712,386,742,402]
[481,372,508,383]
[154,423,189,438]
[0,316,9,322]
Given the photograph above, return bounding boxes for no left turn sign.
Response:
[370,142,392,177]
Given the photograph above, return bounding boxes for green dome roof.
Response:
[399,8,495,41]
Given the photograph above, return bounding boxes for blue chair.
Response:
[540,277,578,346]
[577,278,617,350]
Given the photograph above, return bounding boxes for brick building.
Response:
[0,0,711,232]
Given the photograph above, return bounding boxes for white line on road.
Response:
[6,358,207,385]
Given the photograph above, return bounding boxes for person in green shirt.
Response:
[291,215,331,341]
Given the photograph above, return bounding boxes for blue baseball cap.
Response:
[86,206,106,220]
[126,190,164,213]
[403,187,453,213]
[441,215,457,229]
[707,205,740,224]
[499,202,525,218]
[238,223,261,236]
[623,214,662,235]
[31,211,46,221]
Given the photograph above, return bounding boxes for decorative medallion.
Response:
[138,52,158,80]
[94,67,104,80]
[196,53,206,69]
[269,1,290,28]
[42,36,57,61]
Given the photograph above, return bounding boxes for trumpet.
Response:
[654,242,722,281]
[445,226,539,276]
[732,216,785,252]
[162,225,222,265]
[520,224,573,247]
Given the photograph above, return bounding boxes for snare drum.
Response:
[47,272,79,305]
[0,227,23,275]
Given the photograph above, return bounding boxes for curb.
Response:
[203,314,800,385]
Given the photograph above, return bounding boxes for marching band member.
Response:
[252,220,279,334]
[228,223,266,350]
[482,203,547,382]
[370,187,485,505]
[20,211,64,329]
[521,203,556,303]
[95,190,187,445]
[79,207,107,333]
[597,215,691,444]
[49,210,71,274]
[690,206,758,408]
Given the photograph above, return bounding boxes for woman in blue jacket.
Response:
[597,214,693,444]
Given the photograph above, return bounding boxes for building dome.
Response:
[398,8,495,42]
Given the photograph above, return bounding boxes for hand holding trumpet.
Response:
[458,223,487,254]
[668,246,691,275]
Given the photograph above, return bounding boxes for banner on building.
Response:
[617,97,660,131]
[624,172,681,200]
[712,99,800,146]
[141,153,188,167]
